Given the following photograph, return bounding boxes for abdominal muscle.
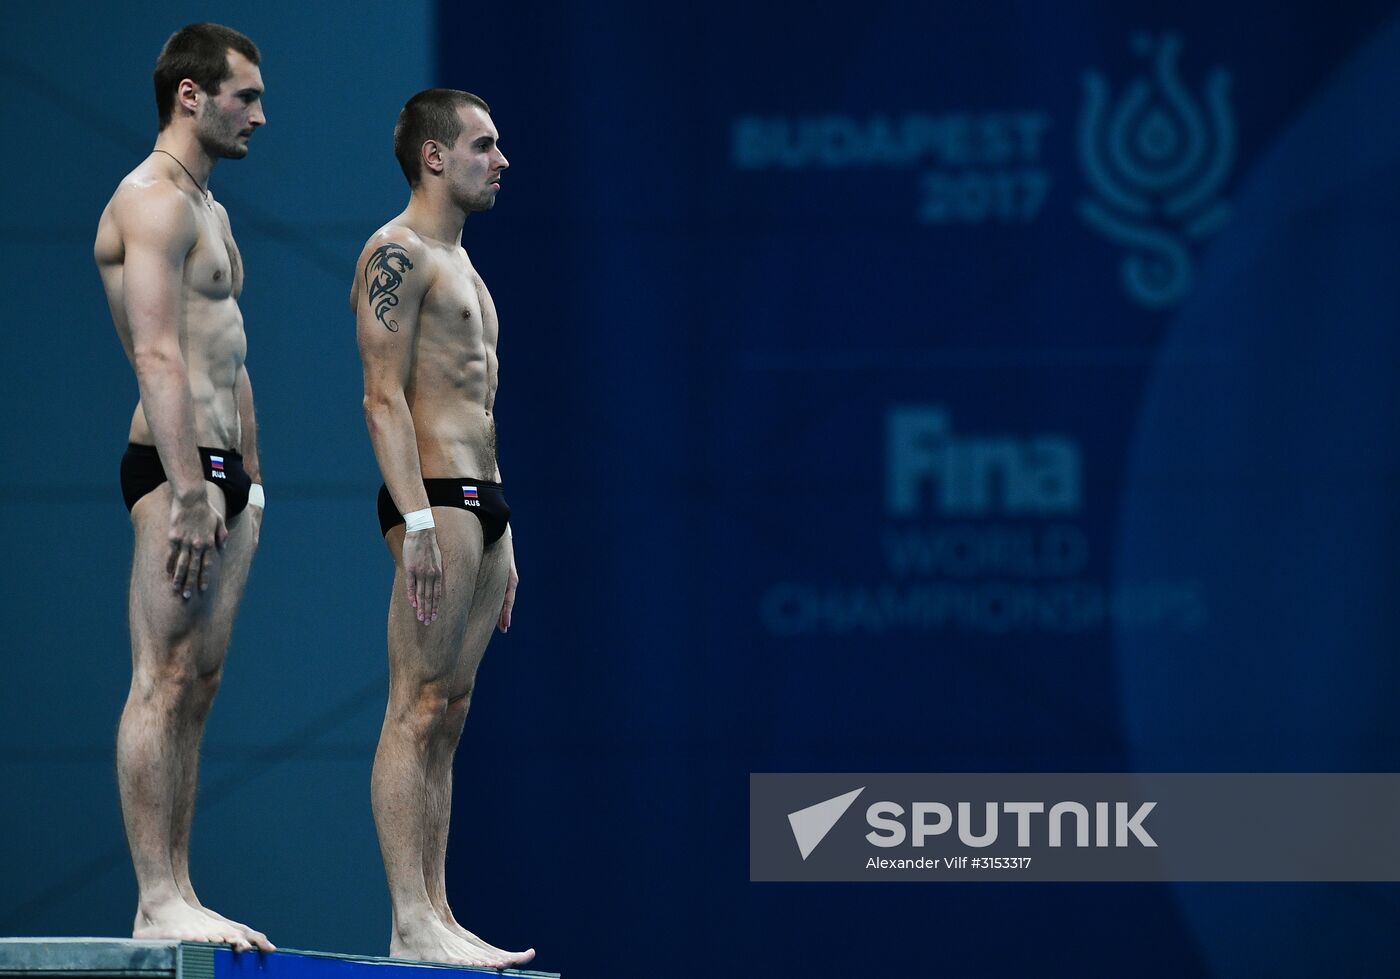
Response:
[127,386,241,450]
[125,299,246,451]
[410,399,498,481]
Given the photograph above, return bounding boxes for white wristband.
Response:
[404,507,435,532]
[247,484,265,509]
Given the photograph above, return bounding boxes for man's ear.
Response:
[422,139,445,177]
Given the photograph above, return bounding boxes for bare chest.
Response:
[185,211,243,300]
[421,264,494,356]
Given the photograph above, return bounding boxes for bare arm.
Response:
[236,366,261,483]
[355,232,441,622]
[122,187,206,501]
[357,234,432,516]
[119,186,228,595]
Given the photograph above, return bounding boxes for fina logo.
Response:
[1078,33,1235,309]
[886,407,1081,517]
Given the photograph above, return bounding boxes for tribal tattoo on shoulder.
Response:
[365,243,414,332]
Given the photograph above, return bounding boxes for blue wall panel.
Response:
[435,3,1400,976]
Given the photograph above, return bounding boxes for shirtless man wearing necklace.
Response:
[94,22,273,950]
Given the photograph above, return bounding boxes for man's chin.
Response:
[206,139,249,160]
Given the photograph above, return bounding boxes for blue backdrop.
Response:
[433,2,1400,976]
[2,3,1398,977]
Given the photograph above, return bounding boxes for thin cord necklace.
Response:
[152,149,212,210]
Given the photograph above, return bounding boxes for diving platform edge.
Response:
[0,939,557,979]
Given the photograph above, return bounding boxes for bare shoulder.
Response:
[110,176,199,252]
[356,223,430,273]
[352,223,438,326]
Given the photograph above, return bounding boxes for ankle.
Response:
[137,890,187,918]
[393,908,441,936]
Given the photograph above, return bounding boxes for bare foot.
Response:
[436,908,535,967]
[196,906,276,952]
[178,884,276,951]
[391,918,512,969]
[173,885,274,952]
[134,901,254,951]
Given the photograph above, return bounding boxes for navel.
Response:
[462,308,472,319]
[213,270,223,281]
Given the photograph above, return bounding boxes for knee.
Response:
[130,646,224,716]
[388,683,453,746]
[130,638,206,701]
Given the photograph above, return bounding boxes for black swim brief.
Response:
[377,478,510,547]
[120,443,252,519]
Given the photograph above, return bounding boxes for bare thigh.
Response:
[454,529,511,693]
[204,500,260,655]
[129,482,228,672]
[385,509,511,697]
[386,509,480,696]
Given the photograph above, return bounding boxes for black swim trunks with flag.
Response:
[377,478,510,546]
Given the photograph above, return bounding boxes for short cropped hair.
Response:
[394,88,492,186]
[154,23,261,129]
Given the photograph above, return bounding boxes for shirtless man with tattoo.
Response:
[351,89,530,969]
[94,23,273,951]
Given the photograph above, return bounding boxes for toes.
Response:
[200,912,271,952]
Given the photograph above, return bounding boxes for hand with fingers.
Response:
[166,490,228,600]
[498,553,518,633]
[403,527,444,623]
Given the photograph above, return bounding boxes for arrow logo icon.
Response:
[787,787,864,860]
